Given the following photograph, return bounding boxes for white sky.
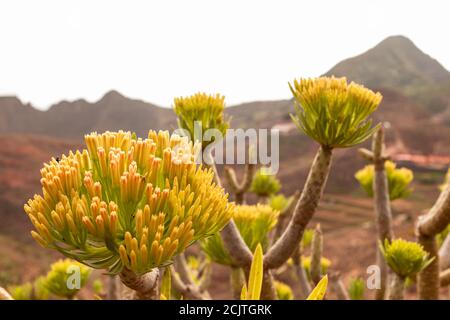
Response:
[0,0,449,110]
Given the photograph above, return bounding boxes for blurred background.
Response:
[1,0,450,298]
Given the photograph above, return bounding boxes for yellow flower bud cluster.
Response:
[25,130,234,274]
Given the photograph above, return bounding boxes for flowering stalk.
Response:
[357,127,394,299]
[439,233,450,270]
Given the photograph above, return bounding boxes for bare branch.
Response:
[310,224,323,285]
[417,234,440,299]
[220,220,254,267]
[170,266,208,300]
[417,181,450,237]
[291,244,311,299]
[119,268,160,300]
[440,269,450,287]
[264,145,332,269]
[0,287,13,300]
[439,233,450,270]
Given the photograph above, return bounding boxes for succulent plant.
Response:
[355,160,413,200]
[290,76,382,148]
[8,276,49,301]
[250,167,281,198]
[302,256,331,281]
[43,259,91,299]
[173,92,229,148]
[24,130,234,275]
[379,239,434,278]
[269,194,292,213]
[301,228,315,249]
[274,281,293,300]
[201,204,279,266]
[348,277,365,300]
[92,279,105,296]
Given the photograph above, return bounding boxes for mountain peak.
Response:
[326,35,450,96]
[100,90,126,101]
[377,35,416,47]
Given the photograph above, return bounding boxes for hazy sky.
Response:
[1,0,449,109]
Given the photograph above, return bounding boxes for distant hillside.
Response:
[0,91,176,139]
[326,35,450,112]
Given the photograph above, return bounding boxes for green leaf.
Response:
[160,267,171,300]
[306,275,328,300]
[246,243,263,300]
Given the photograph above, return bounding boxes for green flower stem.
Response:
[264,145,332,269]
[440,269,450,287]
[329,272,350,300]
[372,128,394,300]
[119,267,160,300]
[291,244,311,299]
[417,180,450,299]
[387,273,405,300]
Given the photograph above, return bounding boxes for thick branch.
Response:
[418,234,440,299]
[440,269,450,287]
[220,220,254,267]
[417,180,450,237]
[364,127,392,300]
[264,145,332,269]
[439,233,450,270]
[386,273,405,300]
[0,287,13,300]
[171,266,208,300]
[119,268,160,300]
